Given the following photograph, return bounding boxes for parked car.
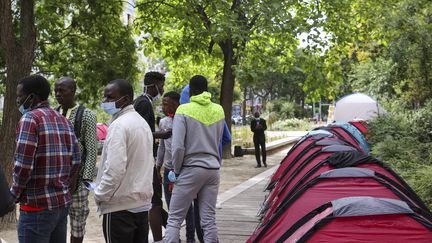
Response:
[232,115,243,125]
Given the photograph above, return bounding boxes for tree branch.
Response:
[195,4,211,30]
[194,4,215,54]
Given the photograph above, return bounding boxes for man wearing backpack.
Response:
[55,77,98,243]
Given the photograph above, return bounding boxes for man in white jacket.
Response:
[95,79,154,243]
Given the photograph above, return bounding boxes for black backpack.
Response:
[57,105,85,139]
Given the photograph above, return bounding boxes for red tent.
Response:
[249,168,431,242]
[283,197,432,242]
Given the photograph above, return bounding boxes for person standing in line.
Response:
[11,75,81,243]
[179,84,231,242]
[156,91,196,243]
[54,77,98,243]
[134,71,170,242]
[250,111,267,168]
[165,75,225,243]
[95,79,154,243]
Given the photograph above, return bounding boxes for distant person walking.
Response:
[165,75,225,242]
[11,75,81,243]
[95,79,154,243]
[55,77,98,243]
[251,112,267,168]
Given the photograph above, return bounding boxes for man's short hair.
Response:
[144,72,165,85]
[189,75,208,94]
[19,75,51,100]
[163,91,180,103]
[109,79,134,101]
[57,76,77,92]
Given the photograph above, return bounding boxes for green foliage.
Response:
[368,103,432,208]
[34,0,139,108]
[349,57,396,100]
[271,119,312,131]
[268,99,307,120]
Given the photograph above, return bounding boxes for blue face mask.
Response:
[101,96,125,115]
[18,95,32,115]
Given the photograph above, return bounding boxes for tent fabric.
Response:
[349,120,369,136]
[96,123,108,141]
[266,151,413,213]
[266,134,344,191]
[331,122,370,153]
[281,197,432,243]
[249,125,432,243]
[302,214,432,243]
[251,175,413,242]
[334,92,385,122]
[315,126,366,153]
[319,167,375,178]
[332,196,413,217]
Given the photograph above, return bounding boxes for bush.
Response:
[271,118,312,131]
[268,99,307,121]
[368,104,432,208]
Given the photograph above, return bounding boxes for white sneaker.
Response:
[216,201,223,209]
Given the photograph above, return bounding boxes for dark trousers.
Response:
[253,136,266,166]
[193,198,204,243]
[102,210,149,243]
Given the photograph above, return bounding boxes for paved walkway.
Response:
[216,167,277,243]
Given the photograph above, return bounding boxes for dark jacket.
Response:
[251,118,267,139]
[0,166,15,217]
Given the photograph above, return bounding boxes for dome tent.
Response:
[333,93,385,122]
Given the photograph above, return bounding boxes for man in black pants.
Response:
[134,71,170,242]
[250,112,267,168]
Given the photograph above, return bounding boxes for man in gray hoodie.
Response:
[165,75,225,243]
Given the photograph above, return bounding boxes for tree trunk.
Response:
[0,0,36,228]
[242,87,247,125]
[219,39,236,159]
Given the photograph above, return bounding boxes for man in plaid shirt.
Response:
[11,75,81,243]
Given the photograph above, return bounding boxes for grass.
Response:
[231,126,290,148]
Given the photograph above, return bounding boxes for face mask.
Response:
[144,84,161,100]
[153,85,161,100]
[101,96,125,115]
[18,95,32,115]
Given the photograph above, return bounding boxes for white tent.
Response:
[333,93,385,122]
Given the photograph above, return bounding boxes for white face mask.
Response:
[101,96,125,115]
[154,85,161,100]
[144,84,161,100]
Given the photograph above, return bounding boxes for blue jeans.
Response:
[18,206,70,243]
[163,168,195,241]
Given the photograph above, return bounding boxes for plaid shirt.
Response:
[10,102,81,209]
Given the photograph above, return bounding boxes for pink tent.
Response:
[96,123,108,141]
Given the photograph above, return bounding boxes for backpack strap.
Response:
[74,105,85,139]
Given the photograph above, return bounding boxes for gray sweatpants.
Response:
[165,167,220,243]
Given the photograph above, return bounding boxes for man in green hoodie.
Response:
[165,75,225,243]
